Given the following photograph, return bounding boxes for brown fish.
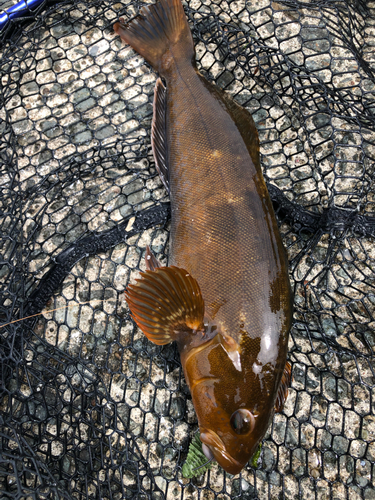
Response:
[115,0,293,475]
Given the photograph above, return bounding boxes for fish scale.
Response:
[168,66,280,340]
[115,0,293,474]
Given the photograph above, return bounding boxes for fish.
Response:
[114,0,293,475]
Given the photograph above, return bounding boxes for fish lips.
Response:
[199,428,244,475]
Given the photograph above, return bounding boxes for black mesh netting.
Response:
[0,0,375,498]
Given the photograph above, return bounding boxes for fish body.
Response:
[116,0,293,475]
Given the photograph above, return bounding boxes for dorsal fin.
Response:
[197,75,260,172]
[151,78,169,192]
[125,266,205,345]
[275,361,292,413]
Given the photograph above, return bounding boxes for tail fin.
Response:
[114,0,194,74]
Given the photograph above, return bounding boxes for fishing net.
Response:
[0,0,374,497]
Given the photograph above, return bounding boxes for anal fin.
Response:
[151,78,169,192]
[275,361,292,413]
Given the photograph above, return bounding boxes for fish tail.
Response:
[114,0,194,74]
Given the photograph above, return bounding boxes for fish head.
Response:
[199,404,273,474]
[185,331,289,475]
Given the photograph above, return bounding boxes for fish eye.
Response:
[230,409,255,435]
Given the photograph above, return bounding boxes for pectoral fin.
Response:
[125,265,205,345]
[275,361,291,412]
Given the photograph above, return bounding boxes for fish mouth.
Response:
[200,428,243,475]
